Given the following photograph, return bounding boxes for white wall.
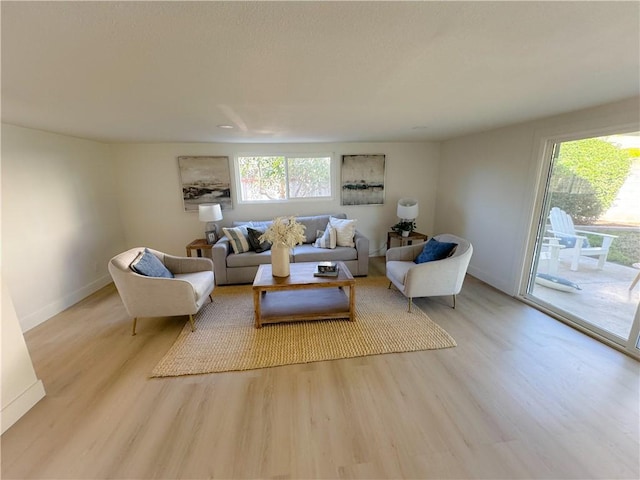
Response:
[1,127,437,331]
[437,97,640,295]
[1,279,45,434]
[1,125,126,331]
[111,142,439,257]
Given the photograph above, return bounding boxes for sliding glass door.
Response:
[524,131,640,357]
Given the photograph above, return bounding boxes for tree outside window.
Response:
[238,155,332,202]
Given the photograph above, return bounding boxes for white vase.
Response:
[271,244,290,277]
[401,230,410,237]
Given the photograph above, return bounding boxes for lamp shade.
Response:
[397,198,419,219]
[198,203,223,222]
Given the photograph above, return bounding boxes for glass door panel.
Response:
[525,132,640,354]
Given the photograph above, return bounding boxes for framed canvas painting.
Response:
[178,156,232,212]
[341,154,385,205]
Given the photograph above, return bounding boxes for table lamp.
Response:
[199,203,223,244]
[397,198,419,222]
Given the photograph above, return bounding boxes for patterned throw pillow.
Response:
[246,227,272,253]
[313,227,337,249]
[223,226,251,254]
[130,248,174,278]
[329,216,356,247]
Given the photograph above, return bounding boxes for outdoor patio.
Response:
[532,250,640,339]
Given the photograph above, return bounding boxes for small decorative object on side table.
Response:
[387,231,428,250]
[186,238,214,257]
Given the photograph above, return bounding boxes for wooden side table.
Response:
[186,238,213,257]
[387,231,428,250]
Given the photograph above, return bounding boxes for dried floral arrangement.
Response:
[259,216,306,249]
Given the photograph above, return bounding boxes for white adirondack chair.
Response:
[548,207,617,271]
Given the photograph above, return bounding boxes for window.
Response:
[237,154,332,202]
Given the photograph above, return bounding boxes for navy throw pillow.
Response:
[556,233,590,249]
[415,238,458,264]
[247,227,272,253]
[130,248,174,278]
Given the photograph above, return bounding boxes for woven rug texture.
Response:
[151,277,456,377]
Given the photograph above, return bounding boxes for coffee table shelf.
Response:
[252,261,355,328]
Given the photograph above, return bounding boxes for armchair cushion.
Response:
[415,238,458,264]
[130,248,174,278]
[174,271,216,302]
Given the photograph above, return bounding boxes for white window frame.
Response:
[234,153,335,204]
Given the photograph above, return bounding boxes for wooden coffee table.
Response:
[252,261,355,328]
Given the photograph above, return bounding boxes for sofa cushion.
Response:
[415,238,458,264]
[294,215,329,243]
[226,250,275,268]
[223,226,251,254]
[313,227,337,249]
[293,244,357,263]
[130,248,174,278]
[246,227,272,253]
[329,216,356,247]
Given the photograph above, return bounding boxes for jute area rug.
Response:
[151,277,456,377]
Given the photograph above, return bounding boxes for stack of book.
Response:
[314,261,339,277]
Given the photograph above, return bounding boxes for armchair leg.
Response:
[408,297,412,313]
[209,294,213,302]
[188,314,196,332]
[452,295,456,309]
[388,281,392,289]
[132,317,138,336]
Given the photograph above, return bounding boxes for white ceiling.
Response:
[2,1,639,144]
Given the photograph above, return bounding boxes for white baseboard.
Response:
[1,379,46,434]
[21,275,112,332]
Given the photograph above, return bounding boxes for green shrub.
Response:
[549,138,632,223]
[548,192,602,224]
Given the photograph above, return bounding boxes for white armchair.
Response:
[108,247,215,335]
[386,234,473,311]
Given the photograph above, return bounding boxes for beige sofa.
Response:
[212,214,369,285]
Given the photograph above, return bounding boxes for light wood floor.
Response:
[2,258,639,479]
